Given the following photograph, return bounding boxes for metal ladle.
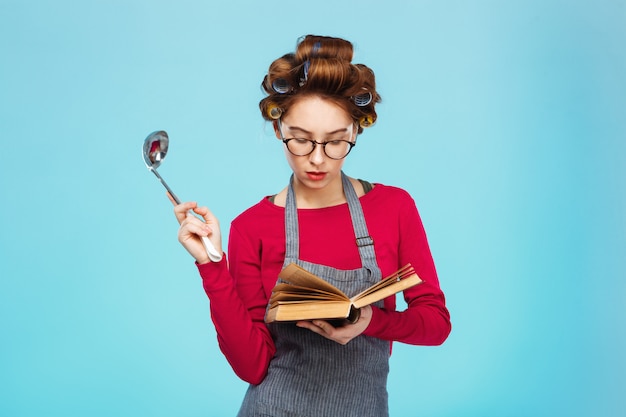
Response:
[142,130,222,262]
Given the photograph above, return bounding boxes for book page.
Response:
[278,263,349,300]
[351,273,422,309]
[269,286,347,303]
[350,265,409,299]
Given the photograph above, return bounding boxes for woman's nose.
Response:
[308,143,326,164]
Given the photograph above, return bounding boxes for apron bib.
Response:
[238,172,390,417]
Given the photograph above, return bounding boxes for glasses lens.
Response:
[324,141,352,159]
[286,138,314,156]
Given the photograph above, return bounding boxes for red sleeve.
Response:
[362,189,451,345]
[197,221,276,385]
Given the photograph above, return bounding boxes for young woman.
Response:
[171,35,451,417]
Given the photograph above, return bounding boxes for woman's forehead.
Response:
[282,96,353,133]
[282,122,352,135]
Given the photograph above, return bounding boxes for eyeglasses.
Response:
[279,122,356,160]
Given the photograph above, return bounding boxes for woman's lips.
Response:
[306,172,327,181]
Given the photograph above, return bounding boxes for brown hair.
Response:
[259,35,381,134]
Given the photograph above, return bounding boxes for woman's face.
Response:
[275,95,356,193]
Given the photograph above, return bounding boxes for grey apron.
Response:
[237,172,390,417]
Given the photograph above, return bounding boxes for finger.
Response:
[296,321,317,332]
[193,205,219,225]
[184,216,211,231]
[181,216,212,236]
[313,320,331,329]
[297,320,331,335]
[166,192,177,206]
[192,205,208,219]
[172,201,198,224]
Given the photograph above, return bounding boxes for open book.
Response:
[265,263,423,324]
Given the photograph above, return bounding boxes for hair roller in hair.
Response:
[300,60,310,87]
[352,90,373,107]
[272,78,291,94]
[267,102,283,120]
[359,115,374,128]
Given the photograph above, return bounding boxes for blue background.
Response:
[1,1,624,416]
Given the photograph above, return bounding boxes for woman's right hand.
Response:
[168,193,223,264]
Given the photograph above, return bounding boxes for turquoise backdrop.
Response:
[1,1,624,416]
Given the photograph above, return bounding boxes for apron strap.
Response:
[284,175,299,263]
[340,172,379,271]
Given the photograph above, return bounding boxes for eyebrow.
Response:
[285,125,350,135]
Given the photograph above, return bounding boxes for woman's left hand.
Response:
[296,306,373,345]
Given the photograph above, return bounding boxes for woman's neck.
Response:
[272,175,366,208]
[292,175,345,209]
[294,188,345,209]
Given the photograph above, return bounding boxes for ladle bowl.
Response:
[142,130,222,262]
[143,130,169,170]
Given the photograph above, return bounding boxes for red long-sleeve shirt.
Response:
[198,183,451,384]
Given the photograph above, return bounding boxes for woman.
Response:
[171,35,451,417]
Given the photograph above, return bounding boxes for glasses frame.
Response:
[278,120,357,160]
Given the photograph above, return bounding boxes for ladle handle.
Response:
[188,209,222,262]
[200,236,223,262]
[151,168,223,262]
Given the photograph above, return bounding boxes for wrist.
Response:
[194,252,211,264]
